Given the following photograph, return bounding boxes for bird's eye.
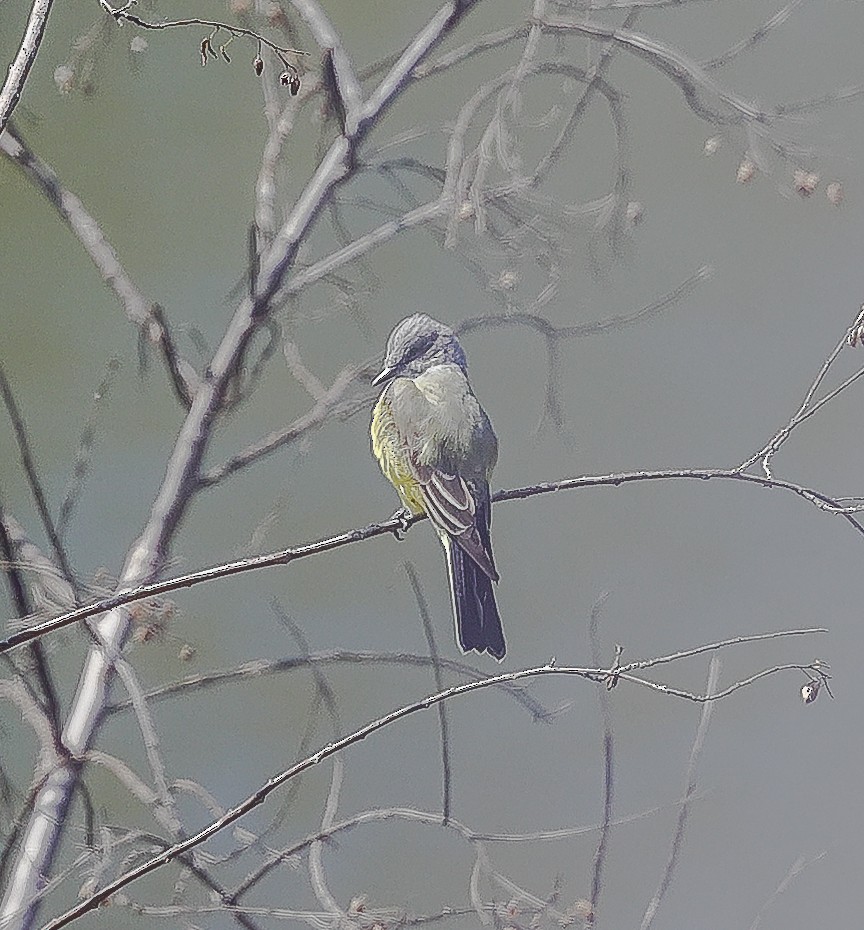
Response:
[403,332,436,364]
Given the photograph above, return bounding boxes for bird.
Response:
[370,314,505,660]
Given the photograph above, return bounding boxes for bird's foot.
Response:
[389,508,413,539]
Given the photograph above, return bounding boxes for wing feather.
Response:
[386,374,499,583]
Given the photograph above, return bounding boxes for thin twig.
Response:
[739,304,864,476]
[588,593,614,926]
[1,464,856,656]
[104,650,552,722]
[406,562,452,823]
[44,633,819,930]
[0,365,75,584]
[100,1,307,68]
[640,657,721,930]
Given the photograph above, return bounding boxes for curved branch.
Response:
[43,628,824,930]
[0,6,490,926]
[0,466,859,656]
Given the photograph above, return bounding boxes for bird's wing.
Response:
[389,377,498,583]
[415,463,499,583]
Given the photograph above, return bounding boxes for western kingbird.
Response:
[371,314,505,660]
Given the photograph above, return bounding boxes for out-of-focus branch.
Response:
[44,629,824,930]
[104,650,553,722]
[540,14,863,136]
[198,363,372,487]
[291,0,362,135]
[640,658,721,930]
[0,5,486,927]
[702,1,806,71]
[0,510,61,741]
[0,126,200,407]
[0,0,55,136]
[405,562,452,822]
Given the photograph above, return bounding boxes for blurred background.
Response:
[2,1,864,927]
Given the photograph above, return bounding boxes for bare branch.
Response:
[104,650,553,723]
[587,593,614,925]
[0,127,200,404]
[0,464,855,656]
[640,658,721,929]
[740,304,864,477]
[42,633,818,930]
[0,0,55,135]
[291,0,362,134]
[405,562,452,822]
[100,0,307,79]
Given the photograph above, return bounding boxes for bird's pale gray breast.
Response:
[390,364,496,477]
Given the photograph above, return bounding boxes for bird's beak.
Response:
[372,365,396,387]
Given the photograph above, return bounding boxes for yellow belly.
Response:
[371,391,426,515]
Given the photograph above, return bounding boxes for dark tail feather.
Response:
[444,536,505,660]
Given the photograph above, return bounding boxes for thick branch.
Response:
[0,5,489,926]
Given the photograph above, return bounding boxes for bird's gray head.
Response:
[372,314,467,386]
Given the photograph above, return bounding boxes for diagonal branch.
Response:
[0,0,55,136]
[0,5,489,927]
[0,125,200,406]
[43,632,821,930]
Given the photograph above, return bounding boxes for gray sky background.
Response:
[2,2,863,928]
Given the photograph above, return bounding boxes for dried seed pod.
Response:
[826,180,844,206]
[280,70,301,94]
[279,70,301,94]
[178,643,197,662]
[793,168,819,197]
[736,158,756,184]
[254,55,264,76]
[801,682,819,704]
